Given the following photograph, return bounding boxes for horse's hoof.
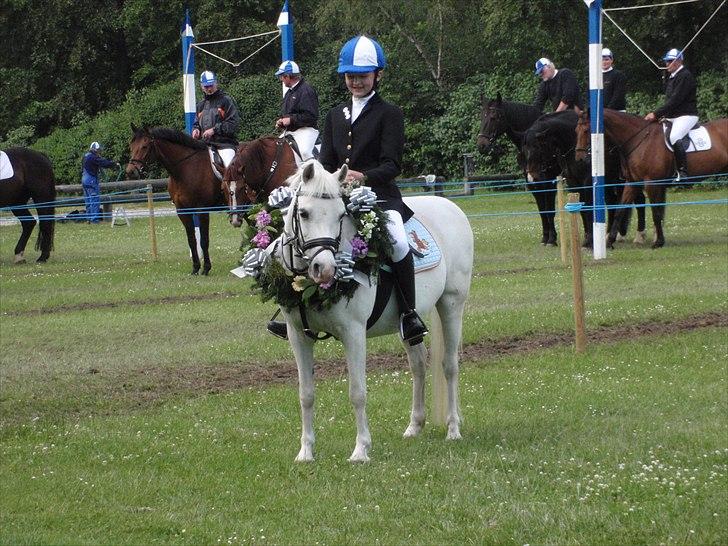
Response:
[190,269,200,275]
[201,270,210,276]
[36,256,49,263]
[348,451,370,463]
[403,423,423,438]
[651,241,664,249]
[13,253,25,264]
[446,429,462,441]
[633,231,646,245]
[294,451,314,463]
[616,233,627,242]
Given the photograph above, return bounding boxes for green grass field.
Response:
[1,187,726,545]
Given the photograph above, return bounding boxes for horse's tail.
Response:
[430,309,447,426]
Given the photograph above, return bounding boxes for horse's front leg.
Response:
[340,326,371,462]
[287,324,316,462]
[544,186,557,246]
[403,341,427,438]
[177,212,201,274]
[198,213,212,275]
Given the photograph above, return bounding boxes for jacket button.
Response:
[346,144,351,150]
[345,158,350,164]
[348,132,352,137]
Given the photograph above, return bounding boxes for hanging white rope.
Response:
[601,0,726,70]
[190,29,281,69]
[604,0,701,11]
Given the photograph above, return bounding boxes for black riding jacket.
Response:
[603,68,627,111]
[193,89,240,148]
[654,66,698,118]
[281,78,319,130]
[533,68,583,112]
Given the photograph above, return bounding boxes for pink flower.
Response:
[319,279,334,290]
[252,230,271,248]
[351,236,369,259]
[255,210,272,229]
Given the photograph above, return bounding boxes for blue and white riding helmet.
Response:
[275,60,300,76]
[89,142,102,152]
[200,70,217,86]
[337,35,386,74]
[662,48,683,62]
[534,57,552,75]
[601,48,613,59]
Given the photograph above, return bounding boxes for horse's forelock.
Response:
[292,161,341,198]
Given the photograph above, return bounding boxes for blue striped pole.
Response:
[181,9,202,256]
[277,0,294,62]
[181,9,196,135]
[587,0,607,259]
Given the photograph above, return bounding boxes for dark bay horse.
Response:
[222,136,296,227]
[126,125,224,275]
[476,93,559,245]
[582,110,728,248]
[574,111,646,246]
[0,147,56,263]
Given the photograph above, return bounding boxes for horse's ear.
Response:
[496,91,502,103]
[131,123,138,133]
[302,161,316,183]
[337,164,349,184]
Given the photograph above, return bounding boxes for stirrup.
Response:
[266,320,288,340]
[399,310,428,346]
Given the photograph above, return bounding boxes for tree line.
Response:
[1,0,726,183]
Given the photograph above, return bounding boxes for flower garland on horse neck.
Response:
[238,181,392,311]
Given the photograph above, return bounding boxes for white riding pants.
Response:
[286,127,320,161]
[385,210,410,263]
[667,115,699,144]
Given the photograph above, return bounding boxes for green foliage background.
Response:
[1,0,726,183]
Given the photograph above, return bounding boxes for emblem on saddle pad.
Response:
[662,125,712,153]
[405,217,441,272]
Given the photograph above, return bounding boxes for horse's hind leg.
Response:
[198,213,212,275]
[35,206,55,262]
[633,187,647,244]
[11,208,36,264]
[288,325,317,462]
[531,190,550,245]
[178,213,201,274]
[649,186,667,248]
[607,184,635,249]
[403,341,427,438]
[544,188,557,246]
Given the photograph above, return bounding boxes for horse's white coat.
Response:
[278,162,474,462]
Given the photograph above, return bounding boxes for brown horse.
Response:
[126,125,224,275]
[0,147,56,263]
[221,137,296,227]
[576,109,728,248]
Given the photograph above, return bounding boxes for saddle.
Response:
[662,121,712,153]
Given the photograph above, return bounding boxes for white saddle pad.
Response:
[0,151,14,180]
[663,126,712,153]
[208,148,235,181]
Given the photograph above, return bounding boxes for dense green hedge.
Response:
[25,69,728,185]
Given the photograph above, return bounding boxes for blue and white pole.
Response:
[277,0,294,62]
[181,9,202,256]
[586,0,607,259]
[181,8,196,135]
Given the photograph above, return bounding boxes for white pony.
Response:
[276,160,473,462]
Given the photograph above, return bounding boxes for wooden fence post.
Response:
[147,184,158,260]
[568,193,587,353]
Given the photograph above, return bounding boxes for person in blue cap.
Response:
[644,48,698,181]
[274,60,320,161]
[192,70,240,167]
[81,142,119,223]
[533,57,583,113]
[601,48,627,112]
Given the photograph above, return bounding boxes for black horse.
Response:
[477,93,559,245]
[0,147,56,262]
[523,111,646,248]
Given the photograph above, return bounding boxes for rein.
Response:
[129,135,202,176]
[615,122,654,159]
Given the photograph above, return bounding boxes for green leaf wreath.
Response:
[240,197,393,311]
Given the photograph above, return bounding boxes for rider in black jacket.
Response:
[192,71,240,167]
[533,58,583,113]
[601,48,627,111]
[644,49,699,180]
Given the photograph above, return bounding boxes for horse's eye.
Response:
[299,210,309,220]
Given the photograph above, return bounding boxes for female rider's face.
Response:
[345,72,378,98]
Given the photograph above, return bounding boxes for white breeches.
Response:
[219,148,236,168]
[667,115,699,144]
[385,210,410,263]
[287,127,320,161]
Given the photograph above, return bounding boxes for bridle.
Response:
[280,190,346,276]
[225,138,287,217]
[128,134,201,177]
[477,106,504,149]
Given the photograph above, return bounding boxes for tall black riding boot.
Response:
[672,138,689,182]
[392,252,428,345]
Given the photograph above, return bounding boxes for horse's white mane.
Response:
[287,160,342,198]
